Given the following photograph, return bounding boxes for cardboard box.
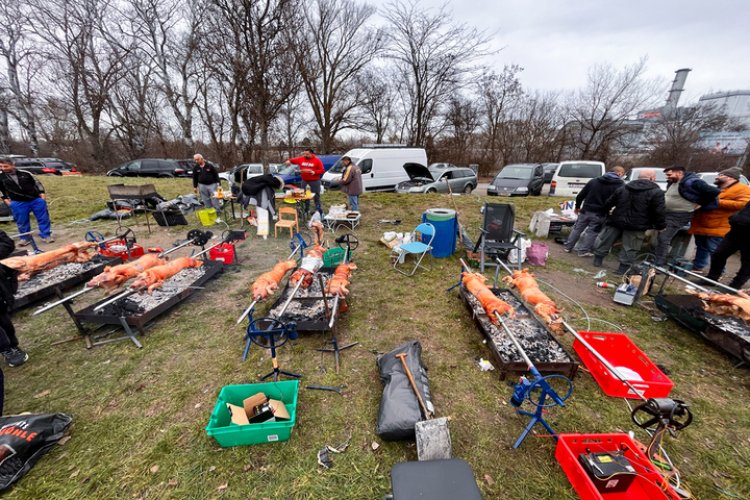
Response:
[225,392,290,426]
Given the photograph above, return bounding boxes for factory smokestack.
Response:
[664,68,691,117]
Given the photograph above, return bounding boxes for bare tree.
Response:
[356,68,396,144]
[475,65,523,169]
[443,93,480,166]
[290,0,384,152]
[565,58,661,162]
[0,87,10,153]
[383,0,492,146]
[512,91,565,163]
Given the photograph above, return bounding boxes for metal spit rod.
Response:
[325,247,350,330]
[235,244,303,325]
[668,264,738,295]
[494,311,534,369]
[33,236,209,315]
[645,262,711,294]
[93,240,225,312]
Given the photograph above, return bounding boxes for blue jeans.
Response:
[10,197,52,240]
[348,195,359,211]
[692,235,722,270]
[564,211,605,253]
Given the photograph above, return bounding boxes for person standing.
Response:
[286,148,325,216]
[338,156,362,212]
[688,167,750,273]
[705,198,750,290]
[0,230,27,375]
[592,169,666,274]
[0,156,54,245]
[241,174,285,240]
[192,154,222,222]
[654,165,719,266]
[563,166,625,256]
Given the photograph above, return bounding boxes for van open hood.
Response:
[402,163,433,181]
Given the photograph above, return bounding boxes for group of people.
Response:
[563,164,750,290]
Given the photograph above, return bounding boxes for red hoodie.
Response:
[288,155,324,182]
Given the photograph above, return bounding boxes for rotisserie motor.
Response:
[462,271,514,323]
[1,241,99,280]
[130,257,203,293]
[86,254,167,291]
[290,245,325,289]
[251,260,297,301]
[503,269,562,331]
[695,290,750,323]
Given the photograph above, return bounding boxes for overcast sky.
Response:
[421,0,749,105]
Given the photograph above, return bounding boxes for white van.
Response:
[321,147,427,192]
[549,161,606,197]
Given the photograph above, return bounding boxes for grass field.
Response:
[3,175,750,499]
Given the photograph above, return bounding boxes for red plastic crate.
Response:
[98,240,144,261]
[573,332,673,399]
[555,433,680,500]
[209,243,235,265]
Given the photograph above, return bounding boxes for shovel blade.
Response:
[416,417,452,461]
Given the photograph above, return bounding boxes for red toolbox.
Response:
[573,332,673,399]
[98,240,145,261]
[556,433,680,500]
[209,243,236,265]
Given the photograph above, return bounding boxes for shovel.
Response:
[395,352,452,461]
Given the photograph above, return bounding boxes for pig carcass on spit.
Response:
[326,262,357,313]
[1,241,99,281]
[129,257,203,294]
[86,254,167,291]
[503,269,562,332]
[251,260,297,301]
[694,290,750,323]
[290,245,325,289]
[462,271,514,323]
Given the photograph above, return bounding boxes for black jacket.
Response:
[729,199,750,228]
[0,231,17,313]
[670,172,720,208]
[192,162,220,187]
[575,174,625,214]
[604,179,666,231]
[0,170,44,202]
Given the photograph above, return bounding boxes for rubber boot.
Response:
[614,263,630,275]
[593,255,604,267]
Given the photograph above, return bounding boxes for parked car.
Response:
[395,164,477,194]
[106,158,195,178]
[322,146,428,192]
[428,162,456,171]
[549,160,606,197]
[696,171,750,186]
[219,163,280,187]
[13,157,79,175]
[487,163,545,196]
[279,155,341,188]
[542,163,559,183]
[624,167,668,191]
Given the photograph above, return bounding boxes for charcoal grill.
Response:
[12,255,122,311]
[460,286,578,380]
[655,294,750,366]
[266,268,336,332]
[60,260,224,348]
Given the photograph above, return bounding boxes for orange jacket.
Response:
[690,181,750,237]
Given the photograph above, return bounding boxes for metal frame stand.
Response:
[243,317,301,381]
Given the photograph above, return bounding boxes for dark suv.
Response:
[106,158,195,178]
[13,157,78,175]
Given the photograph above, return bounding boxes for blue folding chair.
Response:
[393,223,435,276]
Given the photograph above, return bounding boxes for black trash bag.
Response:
[376,340,433,441]
[0,413,72,491]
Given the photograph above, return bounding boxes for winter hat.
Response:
[718,167,742,180]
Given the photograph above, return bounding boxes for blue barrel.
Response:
[421,208,458,258]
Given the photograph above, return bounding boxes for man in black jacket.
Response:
[0,230,27,374]
[192,154,222,222]
[705,199,750,289]
[563,166,625,256]
[592,169,666,274]
[654,165,719,266]
[0,156,53,246]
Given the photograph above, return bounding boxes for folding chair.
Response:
[274,206,299,238]
[475,202,525,272]
[393,223,435,276]
[107,184,159,234]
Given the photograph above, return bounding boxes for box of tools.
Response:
[206,381,298,447]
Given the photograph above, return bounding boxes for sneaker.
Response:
[690,268,705,275]
[578,251,595,257]
[41,236,55,243]
[18,239,31,247]
[563,248,572,253]
[593,256,604,267]
[3,347,28,367]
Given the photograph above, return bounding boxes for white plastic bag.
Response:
[508,238,531,264]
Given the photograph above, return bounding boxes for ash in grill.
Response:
[465,290,571,364]
[269,297,335,323]
[703,314,750,339]
[278,273,332,300]
[95,268,207,316]
[16,261,103,299]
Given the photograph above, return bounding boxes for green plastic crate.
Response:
[323,247,348,267]
[205,380,299,447]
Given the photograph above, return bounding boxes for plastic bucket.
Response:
[422,208,457,258]
[197,208,217,226]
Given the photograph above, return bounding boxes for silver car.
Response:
[396,164,477,194]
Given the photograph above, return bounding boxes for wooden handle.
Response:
[395,353,431,419]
